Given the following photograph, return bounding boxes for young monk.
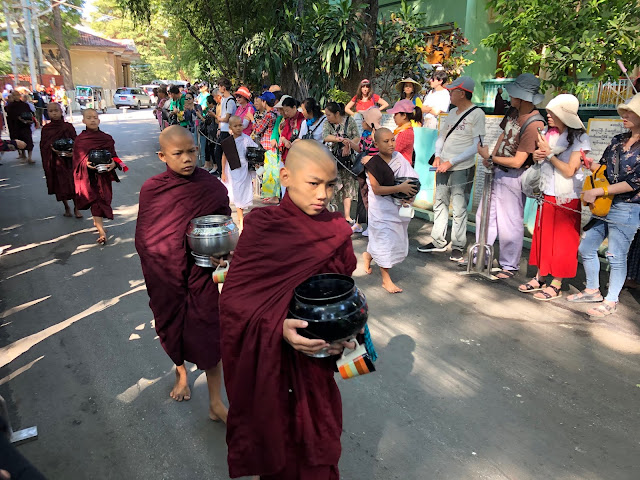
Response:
[135,126,230,421]
[73,109,125,245]
[221,115,259,228]
[220,139,358,479]
[362,128,419,293]
[40,103,80,218]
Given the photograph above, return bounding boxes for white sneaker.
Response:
[362,228,369,237]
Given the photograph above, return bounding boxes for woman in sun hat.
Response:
[345,79,389,116]
[518,94,590,301]
[387,99,422,164]
[396,77,423,108]
[234,85,255,135]
[567,93,640,317]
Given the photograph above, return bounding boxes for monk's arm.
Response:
[367,171,415,196]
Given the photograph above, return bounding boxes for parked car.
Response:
[113,87,152,109]
[139,85,159,105]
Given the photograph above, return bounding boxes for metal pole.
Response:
[30,0,46,85]
[3,1,20,86]
[20,0,38,90]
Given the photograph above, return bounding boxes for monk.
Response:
[135,126,229,421]
[220,140,358,479]
[5,91,34,164]
[73,108,123,245]
[40,102,80,218]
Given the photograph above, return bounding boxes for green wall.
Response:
[379,0,499,103]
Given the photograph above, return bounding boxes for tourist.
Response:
[276,96,307,163]
[73,109,126,245]
[323,101,360,222]
[154,86,168,130]
[234,86,255,136]
[253,91,279,204]
[168,85,187,127]
[301,97,326,142]
[477,73,546,279]
[418,76,485,262]
[387,99,422,164]
[422,70,450,129]
[363,128,419,293]
[5,90,34,164]
[40,103,80,218]
[519,94,590,300]
[567,94,640,317]
[345,79,388,116]
[214,78,237,175]
[201,94,218,172]
[396,77,423,110]
[219,140,357,479]
[135,126,229,420]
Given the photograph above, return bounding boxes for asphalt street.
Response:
[1,109,639,480]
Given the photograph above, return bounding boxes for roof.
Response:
[73,31,123,49]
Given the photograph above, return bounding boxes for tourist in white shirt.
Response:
[422,70,451,129]
[418,76,485,261]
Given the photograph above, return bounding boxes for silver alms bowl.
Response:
[186,215,239,267]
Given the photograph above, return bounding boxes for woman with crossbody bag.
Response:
[567,94,640,317]
[301,98,326,142]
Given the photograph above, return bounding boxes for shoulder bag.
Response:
[428,106,480,165]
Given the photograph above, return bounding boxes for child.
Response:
[220,140,357,479]
[363,128,419,293]
[40,103,79,218]
[221,115,258,228]
[73,108,125,245]
[135,125,230,420]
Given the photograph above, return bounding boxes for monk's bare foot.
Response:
[209,401,228,423]
[63,209,72,217]
[96,235,107,245]
[170,368,191,402]
[362,252,373,275]
[74,209,83,219]
[382,280,402,294]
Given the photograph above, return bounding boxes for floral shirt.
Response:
[599,132,640,203]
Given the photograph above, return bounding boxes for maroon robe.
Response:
[219,194,357,479]
[40,120,77,201]
[72,129,120,219]
[5,100,34,151]
[135,166,231,370]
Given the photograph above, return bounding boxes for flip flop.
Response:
[496,270,516,279]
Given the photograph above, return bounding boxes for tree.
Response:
[483,0,640,93]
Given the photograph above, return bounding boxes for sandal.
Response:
[587,302,617,317]
[566,290,603,303]
[518,277,546,293]
[496,270,516,280]
[534,284,562,301]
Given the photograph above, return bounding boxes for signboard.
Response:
[586,118,625,161]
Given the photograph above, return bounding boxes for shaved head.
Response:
[82,108,98,118]
[374,127,393,144]
[229,116,242,127]
[286,140,337,175]
[159,125,195,151]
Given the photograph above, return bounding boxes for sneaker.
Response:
[361,228,369,237]
[449,249,464,262]
[417,242,447,253]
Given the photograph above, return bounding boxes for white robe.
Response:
[223,133,258,209]
[366,152,419,269]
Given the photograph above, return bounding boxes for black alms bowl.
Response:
[246,146,265,169]
[88,149,112,165]
[289,273,368,343]
[52,138,74,152]
[391,176,421,200]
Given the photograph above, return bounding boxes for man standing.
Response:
[213,77,237,175]
[418,76,485,262]
[476,73,546,279]
[168,85,187,127]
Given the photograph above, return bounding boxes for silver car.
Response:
[113,87,152,109]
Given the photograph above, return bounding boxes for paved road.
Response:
[1,109,639,480]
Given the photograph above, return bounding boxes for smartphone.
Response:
[429,167,437,172]
[478,135,483,147]
[537,127,543,135]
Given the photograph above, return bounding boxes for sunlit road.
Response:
[1,109,639,479]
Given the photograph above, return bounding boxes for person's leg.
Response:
[343,197,352,222]
[450,168,473,250]
[363,251,373,274]
[170,363,191,401]
[380,266,402,293]
[567,220,606,301]
[236,207,244,229]
[430,171,451,248]
[93,215,107,244]
[73,199,82,218]
[494,172,525,272]
[62,199,72,217]
[205,361,228,422]
[27,148,34,163]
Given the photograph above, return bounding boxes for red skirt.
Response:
[529,195,581,278]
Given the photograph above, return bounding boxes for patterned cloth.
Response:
[261,150,281,198]
[254,110,277,152]
[599,132,640,203]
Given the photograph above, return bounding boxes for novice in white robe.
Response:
[363,128,419,293]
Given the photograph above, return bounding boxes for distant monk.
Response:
[220,140,357,479]
[135,126,230,421]
[73,108,125,245]
[5,90,34,164]
[40,102,80,218]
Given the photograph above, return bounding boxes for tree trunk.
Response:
[50,5,74,90]
[342,0,378,95]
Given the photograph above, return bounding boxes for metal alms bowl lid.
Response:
[186,215,237,237]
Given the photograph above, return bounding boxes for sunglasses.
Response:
[185,96,193,100]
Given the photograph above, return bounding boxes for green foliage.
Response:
[0,41,12,76]
[483,0,640,93]
[37,0,83,47]
[326,87,352,104]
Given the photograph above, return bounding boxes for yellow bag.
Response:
[582,165,614,217]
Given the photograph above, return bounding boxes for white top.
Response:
[219,95,237,132]
[306,116,327,142]
[438,106,486,171]
[423,89,451,129]
[540,130,591,198]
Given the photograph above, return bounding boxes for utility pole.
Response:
[20,0,38,90]
[30,0,46,86]
[2,1,20,86]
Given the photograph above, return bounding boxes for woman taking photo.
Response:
[387,99,422,165]
[301,97,326,142]
[345,79,388,116]
[567,93,640,317]
[323,102,360,223]
[518,94,590,301]
[275,96,307,163]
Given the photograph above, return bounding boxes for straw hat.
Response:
[617,93,640,118]
[395,77,423,95]
[546,94,585,130]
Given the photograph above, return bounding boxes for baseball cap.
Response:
[446,76,475,93]
[259,91,276,103]
[387,99,416,114]
[274,94,292,108]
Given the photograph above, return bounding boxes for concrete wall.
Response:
[69,49,118,90]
